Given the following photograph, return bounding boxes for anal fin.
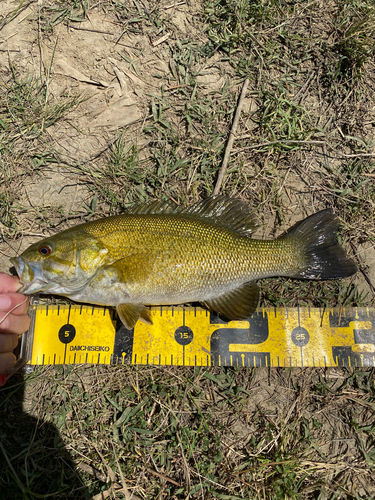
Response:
[202,282,259,321]
[116,303,153,330]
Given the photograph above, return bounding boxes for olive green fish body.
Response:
[11,196,357,329]
[65,214,294,305]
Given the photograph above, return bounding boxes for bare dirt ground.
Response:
[0,0,375,499]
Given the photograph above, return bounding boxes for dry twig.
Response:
[213,78,249,195]
[146,468,181,487]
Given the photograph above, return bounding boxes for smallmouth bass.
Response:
[11,196,357,329]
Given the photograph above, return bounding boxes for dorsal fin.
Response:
[178,196,255,236]
[125,199,176,215]
[125,196,255,237]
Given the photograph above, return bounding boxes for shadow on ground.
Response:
[0,373,90,500]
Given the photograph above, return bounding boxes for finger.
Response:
[0,352,17,374]
[0,274,23,294]
[0,333,19,353]
[0,294,29,316]
[0,312,30,335]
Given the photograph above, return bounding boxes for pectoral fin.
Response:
[104,253,153,284]
[116,303,153,330]
[202,282,259,321]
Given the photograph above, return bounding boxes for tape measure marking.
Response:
[21,304,375,367]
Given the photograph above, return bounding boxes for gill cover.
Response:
[11,234,109,294]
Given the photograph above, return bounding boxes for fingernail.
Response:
[0,297,11,311]
[0,374,6,387]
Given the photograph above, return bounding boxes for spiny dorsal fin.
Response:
[125,196,255,237]
[125,200,176,215]
[178,196,255,236]
[202,282,260,321]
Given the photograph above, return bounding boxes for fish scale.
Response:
[11,196,357,330]
[88,215,288,282]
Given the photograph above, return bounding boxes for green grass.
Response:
[0,0,375,498]
[2,365,375,499]
[0,64,83,239]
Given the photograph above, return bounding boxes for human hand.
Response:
[0,273,30,386]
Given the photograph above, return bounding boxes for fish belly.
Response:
[67,259,247,307]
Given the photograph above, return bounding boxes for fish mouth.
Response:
[10,257,55,294]
[10,256,24,279]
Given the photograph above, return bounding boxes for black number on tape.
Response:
[58,324,76,344]
[174,326,193,346]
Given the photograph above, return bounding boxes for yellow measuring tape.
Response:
[20,303,375,368]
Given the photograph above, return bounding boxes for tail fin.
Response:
[282,209,357,280]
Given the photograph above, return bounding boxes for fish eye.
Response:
[38,245,52,256]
